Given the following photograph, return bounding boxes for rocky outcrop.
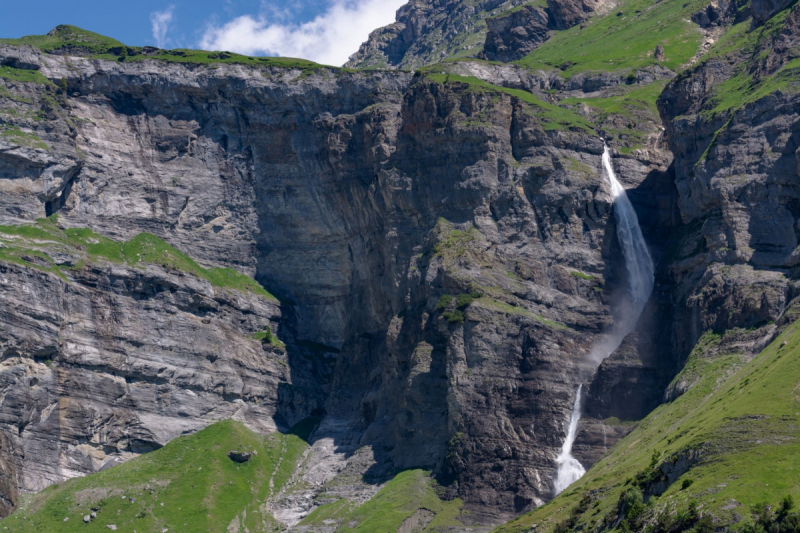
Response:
[348,0,612,69]
[751,0,795,25]
[482,5,551,62]
[655,0,800,399]
[346,0,530,69]
[547,0,604,30]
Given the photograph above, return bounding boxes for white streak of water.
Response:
[553,144,655,494]
[602,145,655,324]
[554,385,586,495]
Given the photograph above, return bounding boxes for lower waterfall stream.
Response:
[554,144,655,495]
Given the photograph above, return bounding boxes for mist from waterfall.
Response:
[554,144,655,495]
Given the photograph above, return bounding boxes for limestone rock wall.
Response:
[0,43,667,522]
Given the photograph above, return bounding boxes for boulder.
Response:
[227,451,252,464]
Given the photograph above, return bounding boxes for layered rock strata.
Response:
[0,41,679,523]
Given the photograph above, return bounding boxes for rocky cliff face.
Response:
[481,5,551,62]
[656,0,800,372]
[347,0,608,69]
[2,0,799,526]
[0,35,678,525]
[346,0,530,69]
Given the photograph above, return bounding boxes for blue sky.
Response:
[0,0,406,66]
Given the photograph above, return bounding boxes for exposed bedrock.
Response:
[481,5,551,62]
[0,36,717,525]
[0,260,286,509]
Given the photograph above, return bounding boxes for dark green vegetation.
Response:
[494,320,800,533]
[0,25,328,70]
[0,216,274,298]
[437,292,483,324]
[297,469,465,532]
[1,420,308,532]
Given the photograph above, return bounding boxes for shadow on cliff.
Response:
[576,163,686,467]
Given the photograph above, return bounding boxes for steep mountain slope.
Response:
[1,0,800,527]
[346,0,617,70]
[346,0,531,69]
[493,0,800,529]
[0,22,672,528]
[495,308,800,533]
[1,420,310,532]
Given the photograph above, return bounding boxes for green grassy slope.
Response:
[298,469,466,532]
[0,216,274,298]
[0,25,328,70]
[693,7,800,118]
[518,0,706,75]
[1,420,309,532]
[494,319,800,533]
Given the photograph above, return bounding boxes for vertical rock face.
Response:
[0,260,285,505]
[0,41,675,523]
[9,0,800,522]
[482,5,552,62]
[652,2,800,426]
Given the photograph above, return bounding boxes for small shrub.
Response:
[455,291,482,309]
[779,496,795,521]
[443,310,465,324]
[681,478,695,490]
[252,326,285,348]
[695,513,716,533]
[436,294,454,310]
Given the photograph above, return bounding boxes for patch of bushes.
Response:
[436,291,482,324]
[554,493,593,533]
[739,496,800,533]
[436,294,455,310]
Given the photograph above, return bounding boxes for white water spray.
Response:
[554,144,655,494]
[554,385,586,494]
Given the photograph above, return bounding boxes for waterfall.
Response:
[553,144,655,494]
[601,145,655,323]
[554,385,586,495]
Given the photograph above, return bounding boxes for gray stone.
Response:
[482,6,551,62]
[227,451,252,464]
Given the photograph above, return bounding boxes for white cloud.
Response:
[151,5,176,49]
[199,0,407,66]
